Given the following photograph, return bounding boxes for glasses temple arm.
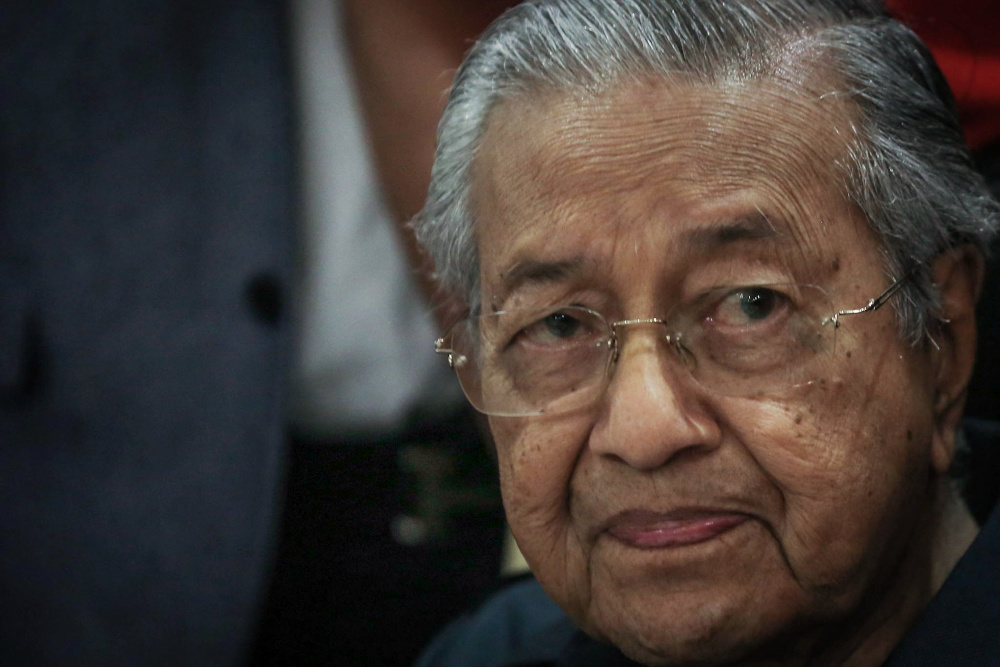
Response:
[823,270,915,328]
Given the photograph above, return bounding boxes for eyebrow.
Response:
[495,258,589,306]
[681,212,788,251]
[492,212,790,305]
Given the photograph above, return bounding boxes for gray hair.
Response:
[414,0,1000,342]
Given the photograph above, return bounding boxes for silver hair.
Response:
[414,0,1000,342]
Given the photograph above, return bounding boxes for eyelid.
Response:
[499,288,611,319]
[681,264,801,299]
[707,282,801,300]
[503,306,608,353]
[675,283,793,323]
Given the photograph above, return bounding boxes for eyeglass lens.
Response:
[447,283,839,416]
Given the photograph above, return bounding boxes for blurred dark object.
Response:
[251,410,504,667]
[0,1,297,664]
[968,142,1000,420]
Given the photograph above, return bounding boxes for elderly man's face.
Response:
[471,81,953,664]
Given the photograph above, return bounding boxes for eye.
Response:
[540,312,581,338]
[712,286,790,328]
[512,307,606,349]
[737,288,777,320]
[522,311,585,345]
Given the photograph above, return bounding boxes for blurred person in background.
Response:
[252,2,514,665]
[1,1,510,665]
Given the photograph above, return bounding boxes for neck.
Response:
[836,478,977,667]
[825,477,977,667]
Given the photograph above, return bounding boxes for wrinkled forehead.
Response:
[469,77,864,266]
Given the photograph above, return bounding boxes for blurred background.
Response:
[2,1,511,665]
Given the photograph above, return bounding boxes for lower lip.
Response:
[608,513,749,549]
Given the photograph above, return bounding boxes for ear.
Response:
[929,245,985,474]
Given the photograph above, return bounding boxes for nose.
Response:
[588,327,722,470]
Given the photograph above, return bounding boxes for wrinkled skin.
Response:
[470,79,981,666]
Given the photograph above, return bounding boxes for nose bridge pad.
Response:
[603,319,705,444]
[608,318,685,378]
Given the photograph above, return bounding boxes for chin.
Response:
[583,592,813,667]
[610,623,801,667]
[610,628,758,667]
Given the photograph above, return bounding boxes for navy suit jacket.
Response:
[1,1,295,664]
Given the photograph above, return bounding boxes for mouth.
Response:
[604,509,750,549]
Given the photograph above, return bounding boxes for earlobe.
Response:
[929,246,984,474]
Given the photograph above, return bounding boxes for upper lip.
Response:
[604,507,749,527]
[595,506,755,537]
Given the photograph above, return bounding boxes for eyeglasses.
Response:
[435,275,910,417]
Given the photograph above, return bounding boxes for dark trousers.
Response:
[251,409,505,666]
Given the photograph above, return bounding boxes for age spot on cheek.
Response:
[517,448,533,466]
[832,258,841,272]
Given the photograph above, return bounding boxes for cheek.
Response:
[490,414,595,606]
[737,350,934,593]
[491,416,581,534]
[753,326,933,494]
